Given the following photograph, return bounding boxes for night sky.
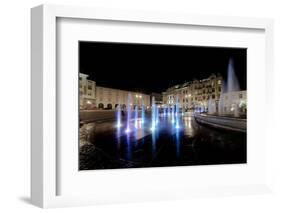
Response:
[79,41,247,94]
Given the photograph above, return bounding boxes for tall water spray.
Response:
[208,98,216,114]
[175,96,180,129]
[226,58,240,92]
[156,105,159,124]
[141,103,145,124]
[134,105,138,128]
[116,104,122,128]
[151,100,156,131]
[167,106,170,117]
[218,58,240,116]
[171,105,175,124]
[125,94,132,133]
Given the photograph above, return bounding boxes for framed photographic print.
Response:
[78,42,247,170]
[31,4,274,208]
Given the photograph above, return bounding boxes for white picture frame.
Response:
[31,4,274,208]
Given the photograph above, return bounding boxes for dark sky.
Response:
[79,41,246,94]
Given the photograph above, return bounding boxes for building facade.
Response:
[162,73,223,111]
[95,86,150,110]
[150,92,163,105]
[79,73,96,109]
[219,90,247,115]
[80,72,246,114]
[79,73,150,110]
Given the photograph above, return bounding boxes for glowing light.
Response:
[156,105,159,124]
[151,101,157,131]
[171,105,175,124]
[87,100,92,104]
[141,104,145,124]
[116,123,122,128]
[175,96,180,129]
[116,105,122,129]
[126,94,132,134]
[134,106,138,128]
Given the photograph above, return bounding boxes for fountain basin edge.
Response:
[194,113,246,133]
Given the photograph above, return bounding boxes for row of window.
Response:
[224,94,244,100]
[182,94,218,102]
[79,80,94,90]
[182,80,221,90]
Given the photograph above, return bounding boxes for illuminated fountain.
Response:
[134,105,138,128]
[116,104,122,128]
[175,97,180,129]
[207,99,216,114]
[218,87,225,115]
[141,103,145,124]
[167,106,170,117]
[218,58,240,117]
[163,106,166,117]
[171,105,175,124]
[151,100,156,132]
[156,105,160,124]
[125,94,132,133]
[195,58,246,132]
[226,58,240,93]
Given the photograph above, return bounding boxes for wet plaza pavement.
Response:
[79,113,246,170]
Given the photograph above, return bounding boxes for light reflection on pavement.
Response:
[79,113,246,170]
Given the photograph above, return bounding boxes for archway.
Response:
[98,103,104,109]
[107,104,112,109]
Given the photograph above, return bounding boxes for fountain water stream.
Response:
[218,58,241,116]
[141,103,145,124]
[116,104,122,128]
[134,105,138,128]
[175,96,180,129]
[151,100,156,131]
[125,94,132,133]
[226,58,240,92]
